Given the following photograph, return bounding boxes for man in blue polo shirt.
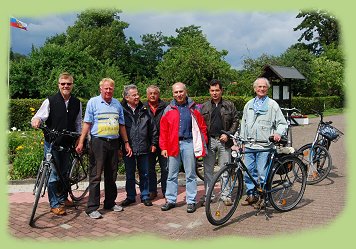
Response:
[76,78,132,219]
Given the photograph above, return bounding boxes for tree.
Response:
[294,10,340,55]
[236,54,279,97]
[157,25,233,96]
[277,46,315,96]
[65,9,131,71]
[126,32,166,82]
[310,56,343,97]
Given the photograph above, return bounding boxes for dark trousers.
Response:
[148,149,168,196]
[123,154,150,201]
[86,137,119,213]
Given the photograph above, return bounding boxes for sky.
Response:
[10,11,304,69]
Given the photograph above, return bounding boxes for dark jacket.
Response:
[143,99,168,135]
[201,98,239,147]
[45,92,80,145]
[121,100,158,155]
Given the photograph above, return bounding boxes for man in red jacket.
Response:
[159,82,208,213]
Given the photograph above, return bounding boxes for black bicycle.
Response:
[205,131,307,226]
[297,110,343,184]
[29,125,89,226]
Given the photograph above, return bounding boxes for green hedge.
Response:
[291,96,343,114]
[8,96,342,130]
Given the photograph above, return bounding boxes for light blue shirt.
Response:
[84,95,125,139]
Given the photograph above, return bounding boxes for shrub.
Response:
[8,129,44,180]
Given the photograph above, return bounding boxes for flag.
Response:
[10,17,28,31]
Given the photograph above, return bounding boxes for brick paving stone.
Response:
[6,114,347,240]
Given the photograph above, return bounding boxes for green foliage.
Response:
[310,56,344,97]
[291,96,342,114]
[8,130,44,180]
[294,10,340,55]
[157,25,234,96]
[9,9,345,102]
[9,99,44,131]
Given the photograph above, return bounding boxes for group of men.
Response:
[31,72,287,219]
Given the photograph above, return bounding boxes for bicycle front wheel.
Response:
[205,163,243,226]
[29,162,49,226]
[297,143,332,185]
[267,155,306,212]
[69,152,89,201]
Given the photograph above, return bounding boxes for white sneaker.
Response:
[87,210,102,219]
[111,204,124,212]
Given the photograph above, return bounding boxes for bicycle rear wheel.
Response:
[69,152,89,201]
[267,155,306,212]
[205,163,243,226]
[297,143,332,184]
[29,162,49,226]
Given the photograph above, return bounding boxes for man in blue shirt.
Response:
[76,78,132,219]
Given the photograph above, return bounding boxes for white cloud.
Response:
[11,11,303,69]
[120,11,303,68]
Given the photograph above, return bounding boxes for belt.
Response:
[94,136,119,142]
[179,137,192,141]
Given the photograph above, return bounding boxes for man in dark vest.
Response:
[31,72,82,216]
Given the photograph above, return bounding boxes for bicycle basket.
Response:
[319,123,343,142]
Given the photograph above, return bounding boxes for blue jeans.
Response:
[165,140,197,204]
[45,141,71,208]
[243,148,270,196]
[123,154,150,201]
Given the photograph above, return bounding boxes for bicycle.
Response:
[297,110,343,185]
[29,125,89,226]
[205,131,307,226]
[280,107,301,147]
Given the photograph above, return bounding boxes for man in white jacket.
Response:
[239,77,287,207]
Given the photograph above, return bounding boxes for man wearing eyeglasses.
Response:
[31,72,82,216]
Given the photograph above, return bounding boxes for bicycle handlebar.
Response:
[220,130,288,146]
[310,109,333,125]
[38,124,81,138]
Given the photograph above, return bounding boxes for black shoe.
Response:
[141,199,153,206]
[121,198,136,207]
[187,203,196,213]
[161,202,175,211]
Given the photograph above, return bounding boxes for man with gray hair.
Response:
[120,84,158,207]
[239,77,287,208]
[143,85,168,200]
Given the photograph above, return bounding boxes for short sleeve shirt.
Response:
[84,95,125,139]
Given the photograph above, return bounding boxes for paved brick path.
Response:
[7,114,346,240]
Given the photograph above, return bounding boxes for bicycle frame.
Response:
[233,147,275,195]
[29,125,82,225]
